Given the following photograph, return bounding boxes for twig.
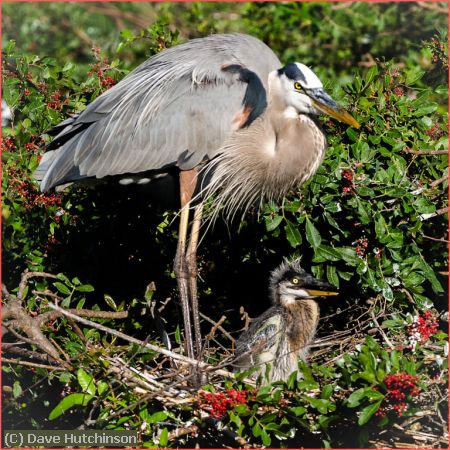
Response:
[411,173,449,195]
[416,2,448,14]
[430,174,449,188]
[2,345,58,363]
[3,324,39,347]
[2,357,66,371]
[370,311,394,349]
[168,424,199,442]
[46,302,238,379]
[200,312,234,341]
[403,149,448,155]
[18,271,58,299]
[37,307,129,325]
[420,206,449,221]
[204,315,227,343]
[422,234,449,243]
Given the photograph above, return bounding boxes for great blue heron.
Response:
[35,33,359,362]
[234,259,338,382]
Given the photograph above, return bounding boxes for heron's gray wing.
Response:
[38,33,281,191]
[234,306,283,369]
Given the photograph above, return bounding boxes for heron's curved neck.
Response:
[266,71,298,129]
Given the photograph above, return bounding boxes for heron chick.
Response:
[234,259,338,382]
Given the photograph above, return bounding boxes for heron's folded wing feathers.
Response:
[37,33,281,191]
[234,306,283,369]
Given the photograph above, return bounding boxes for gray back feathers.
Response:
[37,33,281,191]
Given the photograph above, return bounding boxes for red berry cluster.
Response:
[101,75,116,89]
[393,86,405,96]
[355,237,368,257]
[375,373,420,418]
[11,179,62,209]
[25,135,44,154]
[2,137,17,152]
[408,311,439,349]
[425,124,444,141]
[89,47,117,92]
[429,36,448,65]
[47,91,64,110]
[198,389,251,418]
[37,81,48,95]
[341,169,354,194]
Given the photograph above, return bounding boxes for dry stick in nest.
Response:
[200,312,234,342]
[2,357,67,371]
[46,302,246,381]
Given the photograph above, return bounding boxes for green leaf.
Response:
[304,397,334,414]
[286,370,298,389]
[49,393,93,420]
[260,429,271,446]
[289,406,306,416]
[320,384,334,400]
[148,411,168,423]
[13,381,22,399]
[62,61,74,72]
[265,214,283,232]
[305,218,321,249]
[174,326,181,345]
[326,265,339,288]
[358,401,381,425]
[314,245,340,262]
[346,388,366,408]
[53,282,71,296]
[159,428,168,448]
[252,422,262,437]
[77,368,96,396]
[76,284,94,292]
[97,381,108,395]
[104,294,117,311]
[285,219,302,247]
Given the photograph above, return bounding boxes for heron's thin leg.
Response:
[174,169,198,361]
[174,205,194,360]
[186,203,203,359]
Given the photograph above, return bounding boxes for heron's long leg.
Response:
[174,205,194,360]
[174,169,198,361]
[186,203,203,359]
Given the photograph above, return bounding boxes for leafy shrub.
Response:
[2,3,448,448]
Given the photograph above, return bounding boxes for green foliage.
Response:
[213,333,446,447]
[2,2,447,448]
[262,61,448,311]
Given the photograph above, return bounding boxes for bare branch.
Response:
[420,206,449,221]
[18,270,58,299]
[370,311,394,349]
[46,302,239,379]
[2,357,66,371]
[403,149,448,156]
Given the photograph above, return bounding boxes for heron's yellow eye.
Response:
[291,277,300,285]
[294,82,302,91]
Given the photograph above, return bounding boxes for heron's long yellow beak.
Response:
[314,102,360,129]
[308,88,360,129]
[305,289,339,297]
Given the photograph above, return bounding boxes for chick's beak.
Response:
[308,88,360,129]
[303,274,339,298]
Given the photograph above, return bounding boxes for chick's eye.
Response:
[294,82,302,91]
[291,277,300,285]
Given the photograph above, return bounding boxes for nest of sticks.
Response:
[2,270,448,448]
